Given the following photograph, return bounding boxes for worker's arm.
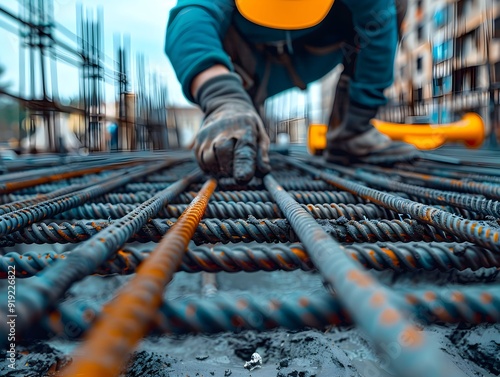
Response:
[165,0,236,102]
[165,1,270,184]
[341,0,398,109]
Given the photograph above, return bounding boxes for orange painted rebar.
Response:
[61,178,217,377]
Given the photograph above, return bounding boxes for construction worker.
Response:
[165,0,417,184]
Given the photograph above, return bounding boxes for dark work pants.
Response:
[330,0,408,129]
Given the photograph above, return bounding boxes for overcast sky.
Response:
[0,0,189,105]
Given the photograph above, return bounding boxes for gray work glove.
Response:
[195,73,271,184]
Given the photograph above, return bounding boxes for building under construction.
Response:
[0,1,499,377]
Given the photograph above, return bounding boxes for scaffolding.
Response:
[0,0,178,153]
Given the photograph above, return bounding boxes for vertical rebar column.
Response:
[61,179,217,377]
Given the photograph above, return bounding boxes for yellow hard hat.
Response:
[235,0,335,30]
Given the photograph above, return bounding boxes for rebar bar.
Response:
[365,165,500,200]
[314,160,500,218]
[1,217,463,245]
[158,285,500,328]
[290,159,500,252]
[393,162,500,185]
[0,190,368,205]
[262,174,454,377]
[51,201,404,221]
[5,174,119,195]
[0,160,138,194]
[0,170,202,342]
[52,201,487,221]
[0,177,110,215]
[39,286,499,342]
[61,179,217,376]
[3,242,498,277]
[0,161,183,238]
[410,159,500,177]
[188,179,333,192]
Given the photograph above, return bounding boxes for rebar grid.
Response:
[0,151,498,377]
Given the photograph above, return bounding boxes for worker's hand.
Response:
[194,73,270,184]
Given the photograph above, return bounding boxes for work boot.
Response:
[324,103,420,165]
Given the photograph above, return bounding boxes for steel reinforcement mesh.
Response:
[0,147,498,377]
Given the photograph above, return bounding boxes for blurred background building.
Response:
[380,0,500,144]
[265,0,500,147]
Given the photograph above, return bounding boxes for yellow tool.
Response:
[307,113,485,155]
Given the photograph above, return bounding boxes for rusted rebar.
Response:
[61,179,217,377]
[3,242,498,277]
[40,286,500,340]
[364,165,500,200]
[0,160,139,194]
[51,201,486,221]
[289,159,500,252]
[1,217,462,245]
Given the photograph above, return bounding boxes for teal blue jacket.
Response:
[165,0,398,108]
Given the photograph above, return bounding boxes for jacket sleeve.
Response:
[165,0,236,102]
[342,0,398,108]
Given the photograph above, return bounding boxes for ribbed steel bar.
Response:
[41,285,500,338]
[0,174,118,215]
[0,152,172,176]
[422,149,500,171]
[52,201,487,221]
[129,178,336,193]
[52,202,404,221]
[40,286,500,341]
[161,285,500,328]
[262,174,454,377]
[9,180,112,195]
[7,173,119,195]
[0,170,203,342]
[0,161,186,238]
[291,159,500,252]
[1,190,367,205]
[0,160,121,183]
[362,165,500,200]
[62,179,217,377]
[0,160,140,194]
[100,242,500,274]
[415,157,500,176]
[310,159,500,218]
[4,242,498,278]
[10,171,205,196]
[394,162,500,185]
[1,218,462,245]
